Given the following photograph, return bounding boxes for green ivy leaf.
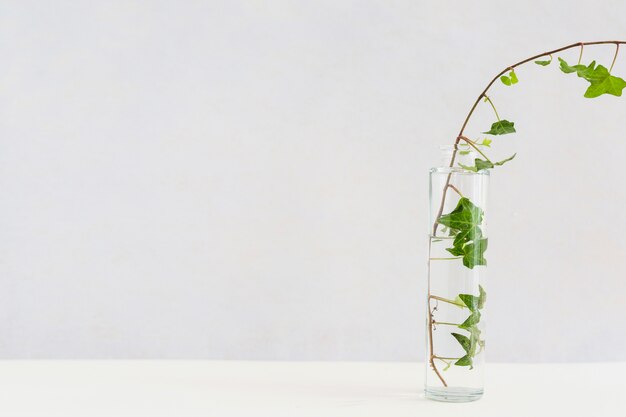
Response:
[462,238,488,269]
[483,120,516,135]
[480,139,492,147]
[455,355,473,368]
[452,331,477,370]
[475,159,494,171]
[558,58,595,78]
[446,246,465,257]
[459,311,481,329]
[534,58,551,66]
[584,71,626,98]
[459,154,516,172]
[495,153,516,166]
[558,59,626,98]
[438,198,484,232]
[453,226,482,249]
[478,285,487,309]
[458,294,480,312]
[500,70,518,86]
[458,287,487,312]
[451,332,471,353]
[451,312,484,369]
[459,158,493,172]
[439,198,487,269]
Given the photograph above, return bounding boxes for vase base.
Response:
[425,387,483,402]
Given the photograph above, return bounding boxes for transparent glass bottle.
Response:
[425,145,489,402]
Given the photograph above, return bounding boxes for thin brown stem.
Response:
[447,184,464,197]
[610,43,620,73]
[427,238,448,386]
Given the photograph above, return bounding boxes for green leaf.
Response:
[459,311,481,329]
[478,285,487,309]
[461,159,490,171]
[579,62,604,82]
[453,295,466,307]
[584,72,626,98]
[483,120,516,135]
[439,198,487,269]
[462,238,488,269]
[558,59,626,97]
[500,71,518,86]
[446,246,465,257]
[495,153,516,166]
[451,322,483,369]
[458,294,480,312]
[455,355,473,368]
[460,154,515,172]
[475,159,494,171]
[438,198,484,232]
[559,58,626,98]
[451,333,471,353]
[480,139,492,147]
[558,58,595,78]
[453,226,482,249]
[534,58,551,66]
[458,150,470,155]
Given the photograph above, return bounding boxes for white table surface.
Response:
[0,361,621,416]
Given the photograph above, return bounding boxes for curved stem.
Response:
[432,41,626,237]
[610,43,620,73]
[447,184,464,197]
[429,257,462,261]
[433,321,460,326]
[578,43,584,65]
[483,95,500,121]
[456,41,624,141]
[458,136,491,161]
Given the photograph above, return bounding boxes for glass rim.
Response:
[429,166,490,175]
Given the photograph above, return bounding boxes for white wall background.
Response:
[1,0,625,361]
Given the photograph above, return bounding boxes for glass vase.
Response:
[425,146,489,402]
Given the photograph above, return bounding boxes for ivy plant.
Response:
[427,40,626,388]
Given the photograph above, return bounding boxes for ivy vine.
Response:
[427,41,626,388]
